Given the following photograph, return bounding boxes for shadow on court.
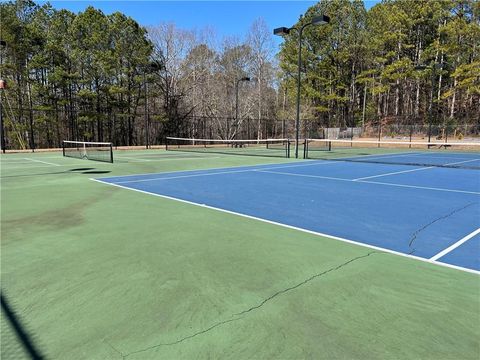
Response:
[69,168,112,174]
[1,292,45,359]
[81,170,111,174]
[1,168,111,179]
[68,168,95,172]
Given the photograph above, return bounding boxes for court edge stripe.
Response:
[90,178,480,275]
[430,228,480,261]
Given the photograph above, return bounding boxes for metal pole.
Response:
[0,92,4,153]
[427,65,435,145]
[1,40,6,153]
[144,72,149,149]
[235,79,239,140]
[295,25,306,159]
[29,106,35,152]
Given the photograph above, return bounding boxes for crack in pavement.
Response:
[122,251,377,358]
[104,339,125,359]
[233,251,376,317]
[408,202,476,254]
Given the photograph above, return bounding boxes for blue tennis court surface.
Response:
[97,152,480,273]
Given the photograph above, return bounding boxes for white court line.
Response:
[430,228,480,261]
[256,169,480,195]
[108,155,414,183]
[115,156,152,162]
[111,161,341,184]
[352,157,480,181]
[116,156,222,162]
[98,160,315,182]
[115,168,256,184]
[23,158,61,166]
[410,154,480,161]
[0,161,35,165]
[353,166,434,181]
[311,151,423,162]
[128,152,216,158]
[446,158,480,166]
[257,169,351,183]
[1,163,91,170]
[110,166,480,195]
[360,179,480,195]
[90,178,479,275]
[93,151,417,182]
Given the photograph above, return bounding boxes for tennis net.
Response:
[166,137,291,158]
[62,140,114,163]
[304,138,480,169]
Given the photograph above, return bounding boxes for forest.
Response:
[0,0,479,150]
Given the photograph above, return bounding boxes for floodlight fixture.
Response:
[273,27,291,36]
[311,15,330,26]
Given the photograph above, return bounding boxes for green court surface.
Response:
[1,150,479,359]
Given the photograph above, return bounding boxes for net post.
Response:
[165,137,169,151]
[377,121,381,147]
[62,141,65,157]
[109,143,113,163]
[409,126,412,148]
[303,139,307,159]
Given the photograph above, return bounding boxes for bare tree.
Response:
[247,18,275,139]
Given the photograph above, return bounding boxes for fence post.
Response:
[377,122,381,147]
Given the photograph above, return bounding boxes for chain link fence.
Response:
[2,107,479,151]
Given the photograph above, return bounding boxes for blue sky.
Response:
[43,1,381,49]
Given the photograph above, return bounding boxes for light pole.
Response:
[0,40,6,153]
[234,76,250,139]
[274,15,330,158]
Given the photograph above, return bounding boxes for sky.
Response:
[42,1,381,50]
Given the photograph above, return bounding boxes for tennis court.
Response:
[1,145,479,359]
[97,150,480,273]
